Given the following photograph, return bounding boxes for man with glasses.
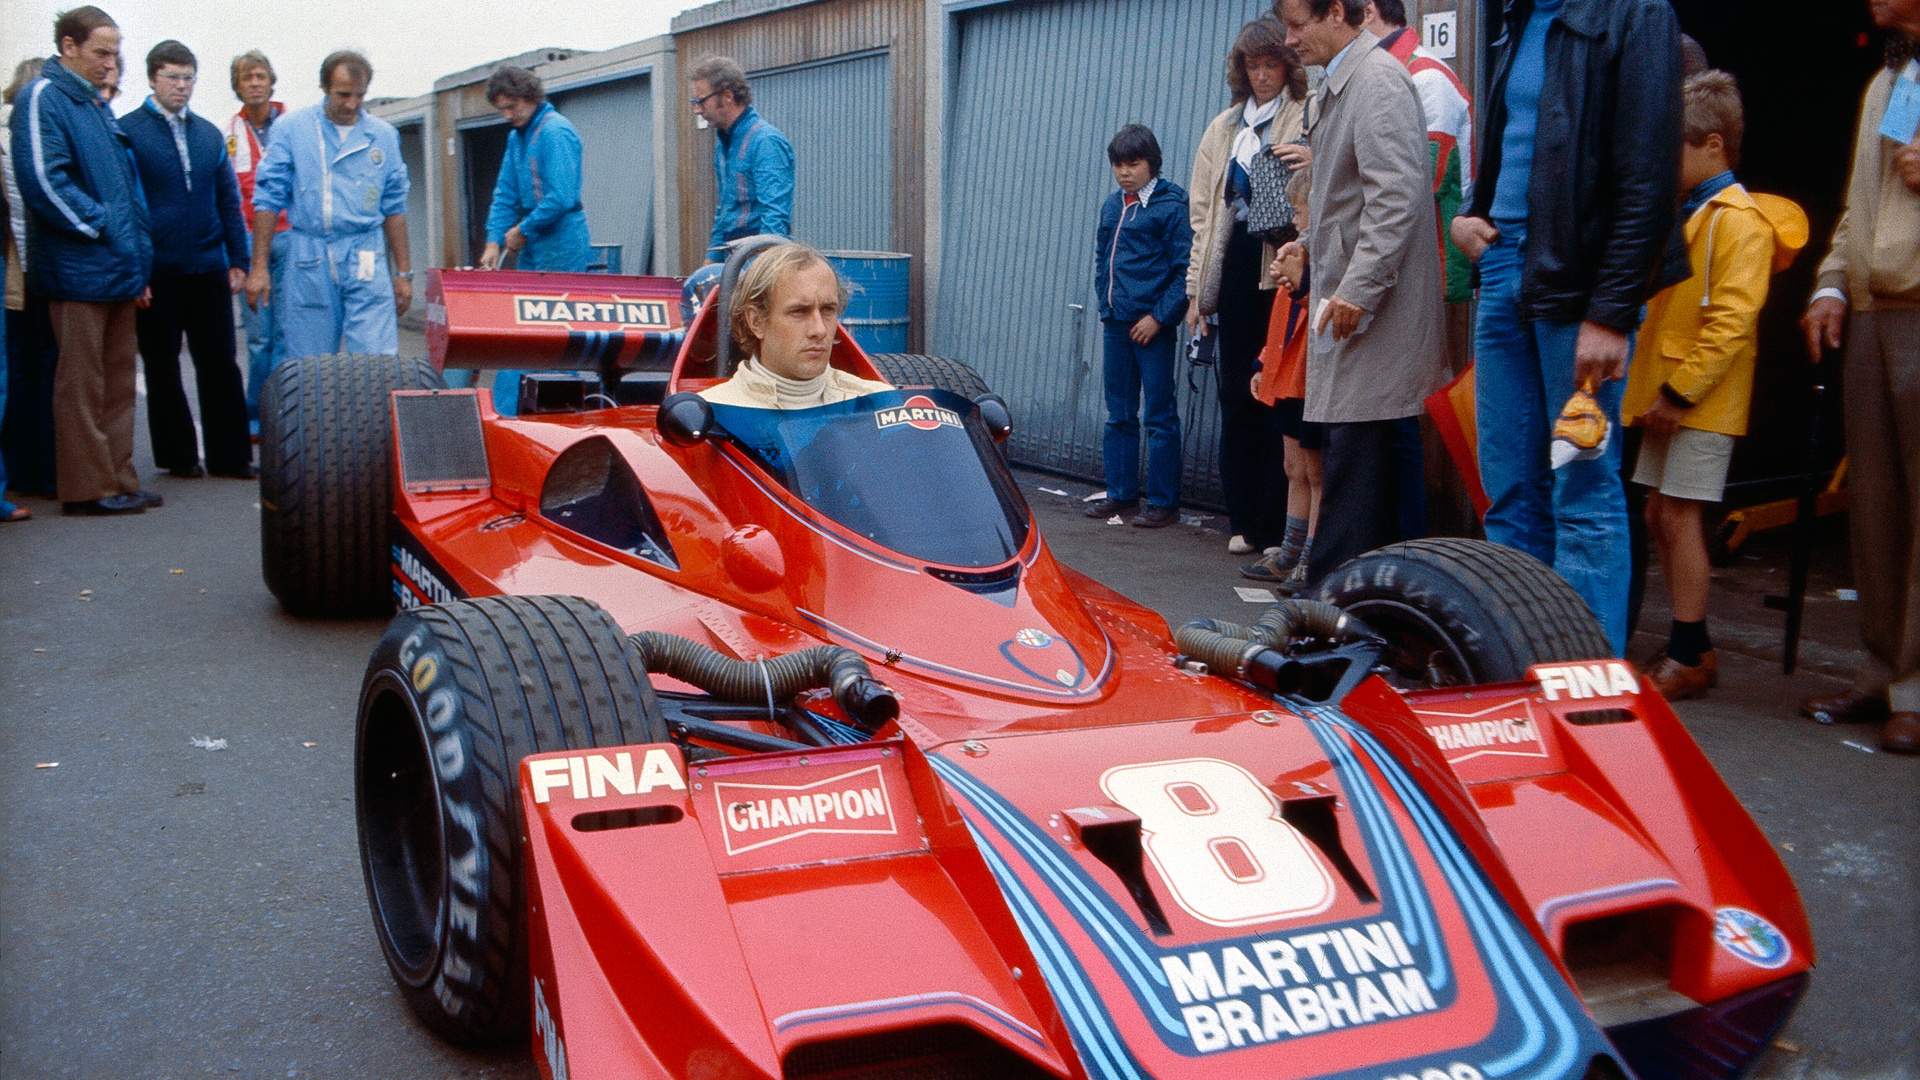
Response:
[688,56,793,264]
[123,39,253,480]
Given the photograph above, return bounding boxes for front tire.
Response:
[259,353,443,617]
[355,595,667,1046]
[1314,538,1613,689]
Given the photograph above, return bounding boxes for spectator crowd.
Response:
[4,1,1917,752]
[1083,0,1919,753]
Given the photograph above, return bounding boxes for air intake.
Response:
[783,1023,1053,1080]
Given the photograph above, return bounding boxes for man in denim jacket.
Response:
[689,56,794,264]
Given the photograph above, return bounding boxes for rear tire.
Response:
[1314,538,1613,688]
[354,594,668,1046]
[259,353,444,617]
[868,353,992,398]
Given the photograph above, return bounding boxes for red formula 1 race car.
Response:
[259,238,1810,1080]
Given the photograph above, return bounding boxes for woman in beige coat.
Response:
[1186,19,1310,555]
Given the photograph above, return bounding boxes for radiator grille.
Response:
[394,390,489,492]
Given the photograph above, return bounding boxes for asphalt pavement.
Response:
[0,346,1913,1079]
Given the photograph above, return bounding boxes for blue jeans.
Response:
[243,229,290,429]
[1101,319,1181,508]
[1473,229,1631,654]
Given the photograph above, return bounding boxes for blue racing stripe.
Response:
[931,757,1184,1035]
[1306,707,1599,1080]
[964,819,1153,1080]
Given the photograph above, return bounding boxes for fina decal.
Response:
[1413,697,1549,764]
[1532,661,1639,701]
[1016,628,1053,649]
[874,395,962,432]
[714,764,897,855]
[1712,907,1792,969]
[528,750,686,804]
[534,976,570,1080]
[514,296,671,329]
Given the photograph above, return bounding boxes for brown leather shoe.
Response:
[1799,689,1890,725]
[1882,712,1920,754]
[1643,652,1718,700]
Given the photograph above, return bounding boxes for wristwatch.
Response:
[393,271,414,280]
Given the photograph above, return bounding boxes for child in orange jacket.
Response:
[1242,170,1322,591]
[1624,71,1807,699]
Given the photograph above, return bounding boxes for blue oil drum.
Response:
[824,250,912,353]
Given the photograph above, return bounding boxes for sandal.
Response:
[2,505,31,522]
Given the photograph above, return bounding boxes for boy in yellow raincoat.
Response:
[1625,70,1807,699]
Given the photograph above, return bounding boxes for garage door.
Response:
[552,75,656,274]
[751,51,891,253]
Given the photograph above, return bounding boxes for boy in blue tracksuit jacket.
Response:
[1088,124,1191,528]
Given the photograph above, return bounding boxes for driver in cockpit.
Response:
[699,241,892,409]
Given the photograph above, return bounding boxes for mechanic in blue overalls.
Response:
[477,64,590,414]
[244,50,411,358]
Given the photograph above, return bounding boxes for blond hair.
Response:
[1683,70,1744,169]
[730,242,848,358]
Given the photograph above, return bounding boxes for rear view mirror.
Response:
[974,394,1013,442]
[657,392,716,447]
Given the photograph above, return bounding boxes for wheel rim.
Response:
[1342,599,1476,690]
[358,674,448,986]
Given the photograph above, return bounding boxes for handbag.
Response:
[1245,142,1299,244]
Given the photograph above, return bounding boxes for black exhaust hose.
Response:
[628,631,900,729]
[1174,600,1372,692]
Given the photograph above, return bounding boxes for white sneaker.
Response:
[1263,546,1282,556]
[1228,535,1253,555]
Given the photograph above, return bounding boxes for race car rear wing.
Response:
[424,268,686,373]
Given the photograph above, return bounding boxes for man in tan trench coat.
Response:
[1278,0,1448,585]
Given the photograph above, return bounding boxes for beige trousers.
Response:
[1845,308,1920,712]
[48,298,140,503]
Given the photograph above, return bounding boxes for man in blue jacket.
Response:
[9,6,158,516]
[244,50,411,359]
[689,56,793,264]
[477,64,590,414]
[124,40,252,480]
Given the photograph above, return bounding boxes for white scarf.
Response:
[1231,95,1281,177]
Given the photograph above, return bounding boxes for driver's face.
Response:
[750,260,842,382]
